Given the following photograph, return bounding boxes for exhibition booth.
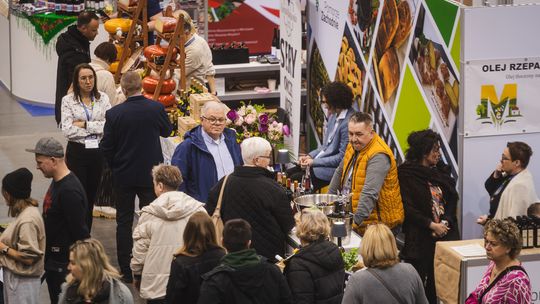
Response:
[2,0,540,302]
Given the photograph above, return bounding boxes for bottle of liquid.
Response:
[276,172,283,185]
[275,28,281,60]
[302,166,313,194]
[293,180,299,198]
[533,216,540,248]
[271,28,278,56]
[65,0,73,15]
[55,0,63,14]
[516,216,527,249]
[285,178,293,202]
[526,216,534,249]
[47,0,56,12]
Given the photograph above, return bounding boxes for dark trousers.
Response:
[44,269,67,304]
[405,258,437,304]
[66,141,104,231]
[286,165,329,192]
[147,299,166,304]
[115,185,156,277]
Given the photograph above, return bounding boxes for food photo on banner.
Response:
[336,24,366,111]
[370,0,417,119]
[409,3,459,149]
[464,57,540,137]
[308,40,330,143]
[348,0,382,61]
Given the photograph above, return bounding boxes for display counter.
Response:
[1,11,108,105]
[434,239,540,304]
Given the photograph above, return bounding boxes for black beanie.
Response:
[2,168,33,199]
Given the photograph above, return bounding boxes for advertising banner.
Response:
[307,0,461,173]
[460,5,540,239]
[280,0,302,158]
[464,57,540,137]
[207,0,279,55]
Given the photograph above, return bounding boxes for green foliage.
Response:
[342,248,359,272]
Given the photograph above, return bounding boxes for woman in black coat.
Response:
[166,212,225,304]
[397,129,460,304]
[284,208,345,304]
[206,137,295,261]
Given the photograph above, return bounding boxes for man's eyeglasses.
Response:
[202,116,226,125]
[501,155,511,162]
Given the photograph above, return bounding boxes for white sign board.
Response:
[460,5,540,239]
[306,0,348,81]
[464,58,540,137]
[280,0,302,157]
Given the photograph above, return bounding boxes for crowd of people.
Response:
[1,10,538,304]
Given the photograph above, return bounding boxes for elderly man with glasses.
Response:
[205,137,295,262]
[172,101,243,202]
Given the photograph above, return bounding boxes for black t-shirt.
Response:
[44,172,90,271]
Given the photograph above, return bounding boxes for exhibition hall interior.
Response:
[1,0,540,303]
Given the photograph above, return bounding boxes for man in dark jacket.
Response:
[55,11,99,125]
[100,71,172,282]
[26,137,90,304]
[198,219,292,304]
[171,101,242,202]
[206,137,295,261]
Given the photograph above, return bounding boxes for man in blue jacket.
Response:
[100,71,172,282]
[172,101,242,202]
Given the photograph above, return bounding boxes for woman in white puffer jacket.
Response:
[130,164,206,302]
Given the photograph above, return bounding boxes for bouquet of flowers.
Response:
[226,102,290,146]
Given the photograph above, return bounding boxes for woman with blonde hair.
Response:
[284,208,345,304]
[0,168,45,303]
[165,211,225,303]
[342,223,428,304]
[59,238,133,303]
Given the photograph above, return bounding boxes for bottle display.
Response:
[271,28,278,56]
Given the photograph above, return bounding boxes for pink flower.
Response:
[234,116,244,126]
[245,113,256,125]
[283,124,290,136]
[237,106,246,116]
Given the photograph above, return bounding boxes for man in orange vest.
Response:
[328,112,404,235]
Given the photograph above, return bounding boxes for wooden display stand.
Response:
[150,9,187,101]
[114,0,149,83]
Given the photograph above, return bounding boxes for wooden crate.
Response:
[189,93,220,121]
[178,116,198,138]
